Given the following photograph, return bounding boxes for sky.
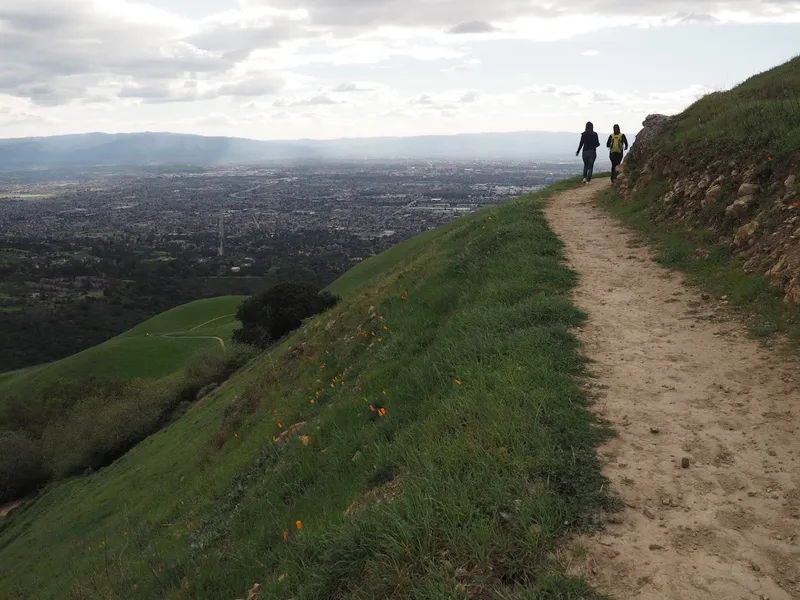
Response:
[0,0,798,140]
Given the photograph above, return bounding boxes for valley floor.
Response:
[546,181,800,599]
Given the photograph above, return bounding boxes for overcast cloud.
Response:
[0,0,798,139]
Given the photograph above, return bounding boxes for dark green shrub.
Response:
[233,282,338,348]
[0,431,51,502]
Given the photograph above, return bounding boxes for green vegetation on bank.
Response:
[598,184,800,348]
[0,179,616,599]
[665,55,800,160]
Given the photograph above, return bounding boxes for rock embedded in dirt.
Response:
[738,183,759,196]
[607,514,625,524]
[681,457,690,468]
[650,426,660,434]
[726,196,755,219]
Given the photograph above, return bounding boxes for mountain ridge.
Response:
[0,130,623,166]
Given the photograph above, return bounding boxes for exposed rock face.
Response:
[617,114,800,305]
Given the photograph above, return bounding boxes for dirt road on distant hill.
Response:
[545,181,800,600]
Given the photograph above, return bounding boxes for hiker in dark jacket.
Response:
[606,124,629,183]
[576,121,600,183]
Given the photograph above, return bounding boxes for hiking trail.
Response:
[545,181,800,600]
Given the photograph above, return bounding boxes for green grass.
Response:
[598,184,800,347]
[0,180,615,600]
[663,55,800,161]
[0,296,247,399]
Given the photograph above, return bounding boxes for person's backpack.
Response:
[610,133,624,153]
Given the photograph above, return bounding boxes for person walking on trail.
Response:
[607,124,629,183]
[576,121,600,184]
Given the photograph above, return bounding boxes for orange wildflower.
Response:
[310,399,315,404]
[455,379,462,386]
[378,408,387,417]
[330,383,335,388]
[378,338,383,343]
[369,404,376,412]
[295,520,303,530]
[278,423,283,428]
[315,391,320,398]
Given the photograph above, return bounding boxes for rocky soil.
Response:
[618,114,800,305]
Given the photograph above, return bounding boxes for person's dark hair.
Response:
[585,121,594,132]
[613,124,621,135]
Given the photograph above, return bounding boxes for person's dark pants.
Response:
[582,150,597,182]
[610,152,623,181]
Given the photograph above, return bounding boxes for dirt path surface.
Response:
[188,314,234,332]
[545,181,800,600]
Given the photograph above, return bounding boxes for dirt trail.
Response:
[545,181,800,600]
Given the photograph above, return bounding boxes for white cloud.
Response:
[0,0,796,138]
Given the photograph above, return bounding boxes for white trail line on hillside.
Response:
[188,314,234,331]
[158,333,225,349]
[545,181,800,600]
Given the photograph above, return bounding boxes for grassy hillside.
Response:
[0,296,255,498]
[0,296,246,398]
[0,179,617,599]
[664,55,800,159]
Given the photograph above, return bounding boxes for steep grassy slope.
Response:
[0,180,616,600]
[0,296,246,398]
[609,56,800,345]
[0,296,254,497]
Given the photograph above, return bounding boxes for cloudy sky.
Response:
[0,0,798,140]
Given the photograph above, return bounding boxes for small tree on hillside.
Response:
[233,282,338,349]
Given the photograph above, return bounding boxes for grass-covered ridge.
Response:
[0,296,254,499]
[663,55,800,160]
[0,295,246,398]
[0,180,616,599]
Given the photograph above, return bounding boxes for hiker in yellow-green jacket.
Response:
[606,124,629,183]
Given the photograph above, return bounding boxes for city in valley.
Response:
[0,160,575,370]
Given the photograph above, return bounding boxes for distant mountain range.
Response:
[0,131,630,167]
